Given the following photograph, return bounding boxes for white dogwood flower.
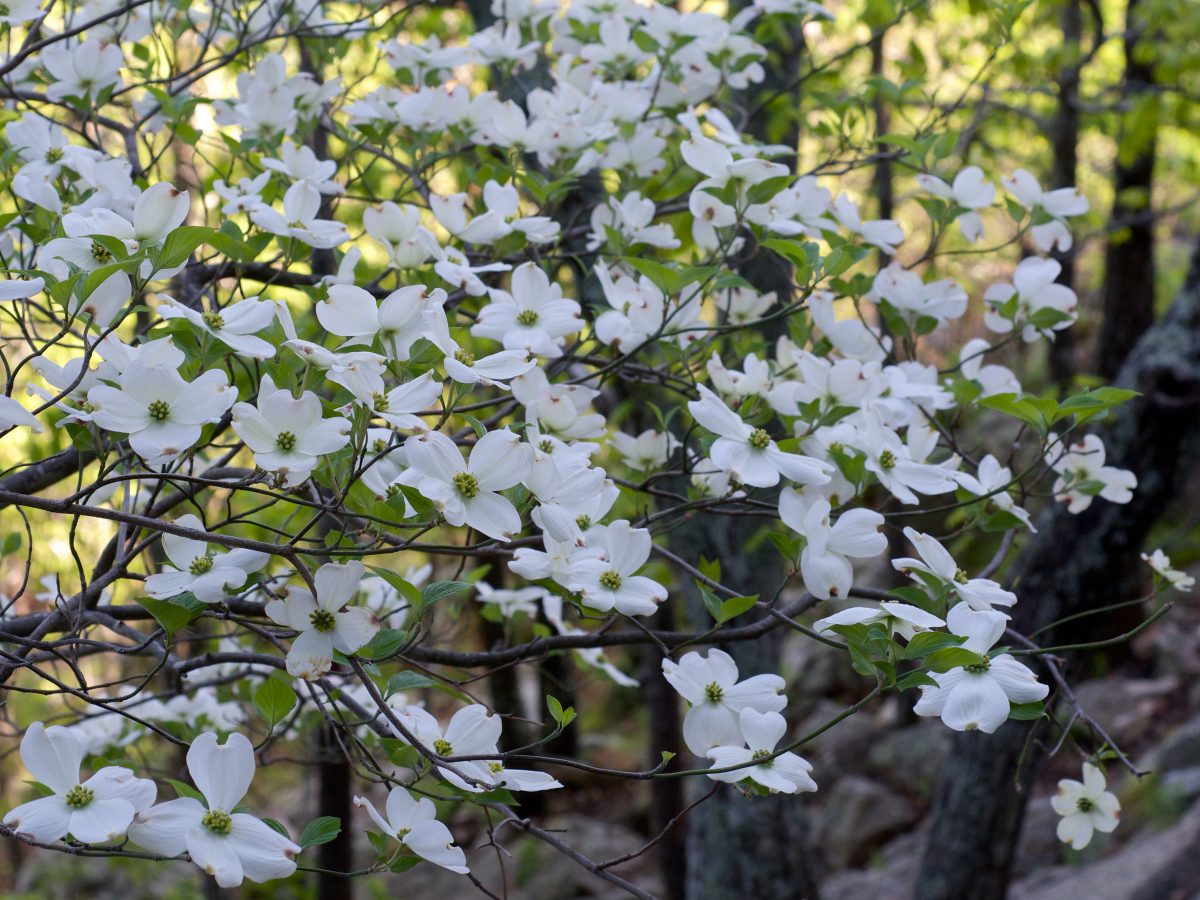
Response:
[354,788,469,874]
[266,561,378,679]
[706,710,817,794]
[1052,763,1120,850]
[144,515,268,602]
[662,648,786,757]
[232,375,351,486]
[404,429,533,541]
[688,385,832,489]
[3,722,156,844]
[128,732,300,888]
[780,491,886,600]
[1141,549,1194,592]
[570,520,667,616]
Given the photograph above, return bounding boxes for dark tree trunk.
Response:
[678,12,820,897]
[316,722,355,898]
[1048,0,1083,387]
[1096,0,1158,378]
[915,240,1200,900]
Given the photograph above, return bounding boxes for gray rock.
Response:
[864,721,951,799]
[1068,676,1178,748]
[1011,796,1200,900]
[816,775,917,870]
[1014,795,1065,872]
[1160,713,1200,773]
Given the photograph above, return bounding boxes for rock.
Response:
[821,869,910,900]
[1160,712,1200,773]
[816,775,917,869]
[864,721,951,799]
[1014,795,1065,872]
[1011,796,1200,900]
[1068,675,1178,748]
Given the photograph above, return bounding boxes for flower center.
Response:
[45,147,64,163]
[454,348,476,367]
[276,430,297,451]
[751,748,773,765]
[576,514,592,530]
[148,399,171,421]
[396,826,412,839]
[964,659,991,674]
[1076,797,1095,813]
[202,310,225,330]
[91,240,113,263]
[488,761,504,775]
[309,609,337,632]
[433,738,453,756]
[189,554,215,575]
[599,570,623,590]
[65,785,94,809]
[538,439,554,453]
[453,471,480,498]
[516,309,539,326]
[202,808,232,835]
[386,484,403,498]
[878,449,897,470]
[372,391,389,412]
[748,428,771,450]
[704,682,724,703]
[954,568,968,585]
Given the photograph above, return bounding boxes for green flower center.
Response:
[371,439,389,453]
[385,484,403,498]
[148,399,171,421]
[748,428,771,450]
[65,785,94,809]
[576,514,592,530]
[309,609,337,632]
[202,310,225,330]
[704,682,724,703]
[453,471,479,499]
[1076,797,1095,813]
[538,439,554,453]
[202,809,232,835]
[954,568,968,585]
[189,554,215,575]
[516,309,539,326]
[751,748,773,765]
[599,570,623,590]
[878,449,897,470]
[276,431,297,451]
[964,660,991,674]
[488,761,504,775]
[91,240,113,263]
[454,349,476,367]
[372,391,389,412]
[433,738,453,756]
[45,147,64,163]
[396,826,412,840]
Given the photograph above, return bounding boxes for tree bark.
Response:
[915,239,1200,900]
[1095,0,1158,378]
[1048,0,1083,387]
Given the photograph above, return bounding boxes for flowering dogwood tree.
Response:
[0,0,1185,895]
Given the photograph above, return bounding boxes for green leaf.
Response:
[418,580,471,613]
[716,594,758,624]
[254,674,297,729]
[894,669,939,691]
[157,226,216,269]
[298,816,342,849]
[357,628,408,661]
[22,780,56,797]
[1008,701,1046,721]
[164,777,205,803]
[2,532,21,555]
[546,694,576,729]
[386,671,438,695]
[367,566,423,609]
[900,631,966,660]
[924,647,988,672]
[136,595,204,638]
[697,583,723,622]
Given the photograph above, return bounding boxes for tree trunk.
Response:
[915,239,1200,900]
[1095,0,1158,378]
[1048,0,1083,387]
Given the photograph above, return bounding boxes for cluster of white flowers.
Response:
[0,0,1171,886]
